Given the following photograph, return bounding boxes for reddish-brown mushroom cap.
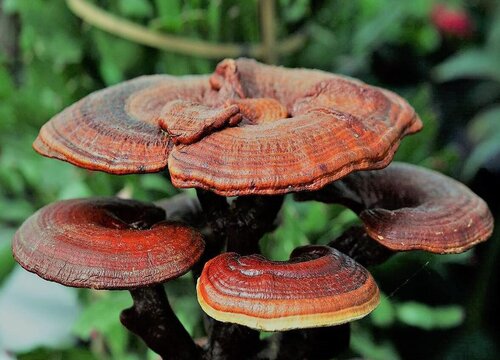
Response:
[12,198,205,289]
[33,75,215,173]
[196,245,380,331]
[297,162,494,253]
[34,58,421,195]
[168,58,422,195]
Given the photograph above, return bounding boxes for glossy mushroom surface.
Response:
[34,58,421,195]
[196,245,380,331]
[13,197,205,289]
[298,162,494,253]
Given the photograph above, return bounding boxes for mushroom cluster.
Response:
[14,58,493,359]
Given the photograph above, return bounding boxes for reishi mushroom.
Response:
[196,245,380,331]
[33,58,421,196]
[297,162,494,253]
[20,56,494,359]
[12,197,204,360]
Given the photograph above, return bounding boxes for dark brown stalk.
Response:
[261,324,351,360]
[329,226,394,267]
[121,285,201,360]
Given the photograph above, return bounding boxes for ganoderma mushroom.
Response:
[197,245,379,331]
[12,197,204,360]
[297,162,494,254]
[21,57,493,359]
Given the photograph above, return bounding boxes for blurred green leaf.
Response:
[467,106,500,143]
[168,281,203,337]
[433,49,500,82]
[396,302,464,330]
[351,324,401,360]
[370,294,396,328]
[92,31,144,85]
[57,181,93,200]
[73,291,132,357]
[261,199,310,260]
[462,137,500,181]
[118,0,153,18]
[0,228,16,285]
[0,199,34,222]
[280,0,310,23]
[17,348,98,360]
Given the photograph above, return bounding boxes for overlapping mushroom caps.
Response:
[12,197,205,289]
[196,245,379,331]
[298,162,494,253]
[34,58,422,195]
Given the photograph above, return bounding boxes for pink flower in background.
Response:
[431,3,474,37]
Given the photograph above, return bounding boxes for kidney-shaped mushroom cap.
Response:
[34,58,421,195]
[298,162,494,253]
[196,245,379,331]
[12,198,205,289]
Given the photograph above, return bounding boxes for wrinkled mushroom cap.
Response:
[298,162,494,253]
[12,197,205,289]
[196,245,380,331]
[34,58,421,196]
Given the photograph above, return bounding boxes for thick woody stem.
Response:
[263,324,351,360]
[328,226,394,267]
[226,195,284,255]
[120,285,201,360]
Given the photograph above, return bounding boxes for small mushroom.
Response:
[34,58,421,196]
[12,197,204,360]
[297,162,494,253]
[196,245,380,331]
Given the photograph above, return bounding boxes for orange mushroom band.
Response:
[12,197,205,289]
[196,245,380,331]
[298,162,493,254]
[34,58,422,196]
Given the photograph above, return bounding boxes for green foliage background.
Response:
[0,0,499,359]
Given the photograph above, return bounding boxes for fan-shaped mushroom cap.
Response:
[196,245,379,331]
[298,162,493,253]
[168,59,422,195]
[33,75,214,173]
[12,198,205,289]
[34,58,421,195]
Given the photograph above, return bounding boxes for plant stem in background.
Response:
[260,0,278,64]
[66,0,306,60]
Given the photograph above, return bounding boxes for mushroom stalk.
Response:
[263,324,351,360]
[328,226,394,267]
[225,195,283,255]
[121,285,201,360]
[205,322,263,360]
[196,190,283,256]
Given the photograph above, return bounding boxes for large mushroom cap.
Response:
[34,58,421,195]
[298,162,494,253]
[196,245,379,331]
[12,198,205,289]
